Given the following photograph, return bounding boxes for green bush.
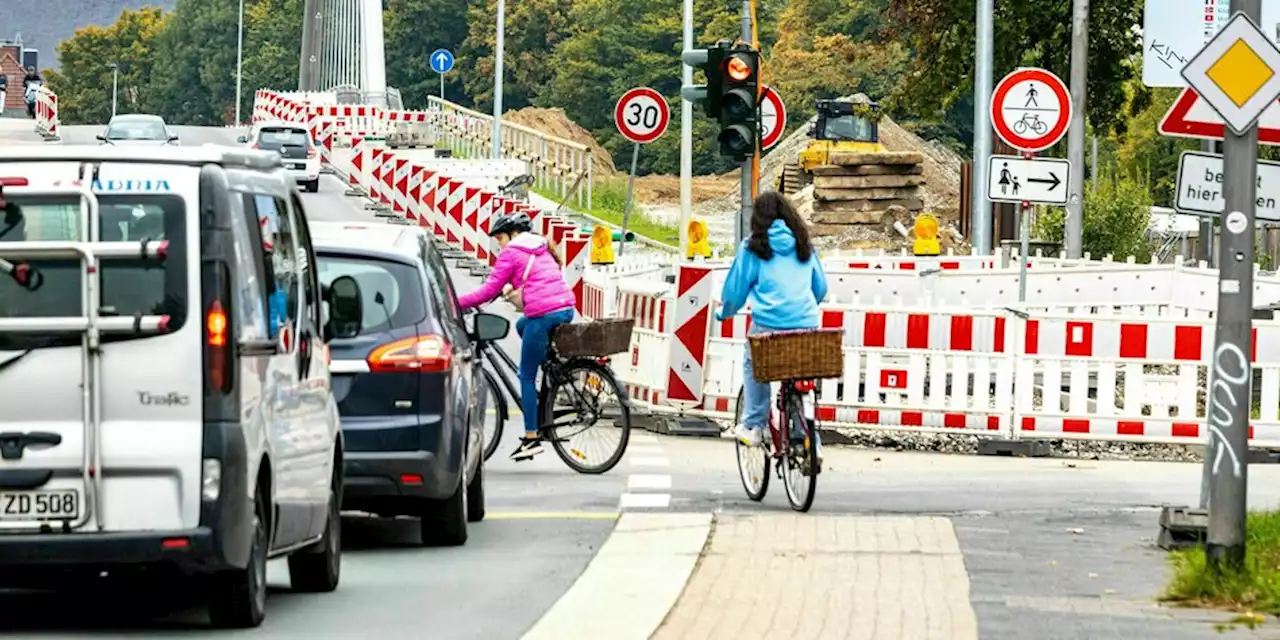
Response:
[1036,170,1153,260]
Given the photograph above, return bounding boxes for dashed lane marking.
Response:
[629,456,671,468]
[486,512,620,520]
[628,474,672,490]
[618,493,673,509]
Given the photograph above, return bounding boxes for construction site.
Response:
[501,94,967,254]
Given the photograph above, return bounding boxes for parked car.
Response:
[311,221,501,546]
[0,144,366,628]
[238,122,321,193]
[96,114,180,146]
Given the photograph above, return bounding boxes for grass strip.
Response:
[1162,509,1280,627]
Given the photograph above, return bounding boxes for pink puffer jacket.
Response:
[456,233,576,317]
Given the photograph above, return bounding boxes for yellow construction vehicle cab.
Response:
[780,97,887,195]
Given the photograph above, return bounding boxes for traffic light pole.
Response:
[737,0,753,245]
[1204,0,1259,573]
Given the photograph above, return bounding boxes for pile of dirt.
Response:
[632,173,741,205]
[503,107,619,178]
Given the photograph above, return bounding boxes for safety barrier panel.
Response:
[32,86,59,140]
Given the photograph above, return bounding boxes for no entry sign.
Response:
[990,67,1072,152]
[615,87,670,144]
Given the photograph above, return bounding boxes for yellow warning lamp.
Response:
[912,213,940,257]
[686,219,712,260]
[589,224,615,265]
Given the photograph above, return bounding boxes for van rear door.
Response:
[0,161,201,534]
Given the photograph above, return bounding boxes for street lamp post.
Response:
[108,63,119,118]
[492,0,505,159]
[235,0,245,126]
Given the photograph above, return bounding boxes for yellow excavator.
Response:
[779,96,886,195]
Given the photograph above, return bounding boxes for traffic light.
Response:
[681,40,731,118]
[717,45,759,161]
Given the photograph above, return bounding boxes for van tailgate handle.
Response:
[0,431,62,460]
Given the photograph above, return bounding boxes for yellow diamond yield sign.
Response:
[1183,11,1280,135]
[1206,40,1274,107]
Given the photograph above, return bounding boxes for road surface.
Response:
[0,123,1277,638]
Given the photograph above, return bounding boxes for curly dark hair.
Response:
[745,190,812,262]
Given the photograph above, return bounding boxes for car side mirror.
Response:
[323,276,363,341]
[96,134,107,142]
[169,133,179,142]
[236,135,248,143]
[472,312,510,342]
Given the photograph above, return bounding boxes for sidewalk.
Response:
[652,514,979,640]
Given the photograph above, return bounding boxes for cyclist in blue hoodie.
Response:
[716,190,829,448]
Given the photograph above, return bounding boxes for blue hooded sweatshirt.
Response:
[716,219,829,329]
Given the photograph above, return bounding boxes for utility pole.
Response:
[235,0,244,126]
[108,63,119,118]
[737,0,752,245]
[1205,0,1261,573]
[971,0,994,255]
[299,0,320,91]
[679,0,693,258]
[492,0,505,159]
[1064,0,1089,259]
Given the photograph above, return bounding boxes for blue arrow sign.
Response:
[430,49,455,74]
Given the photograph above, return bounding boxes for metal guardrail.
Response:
[424,96,593,210]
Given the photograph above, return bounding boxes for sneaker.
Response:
[510,437,544,461]
[734,425,764,448]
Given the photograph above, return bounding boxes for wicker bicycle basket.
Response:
[552,318,635,358]
[747,328,845,383]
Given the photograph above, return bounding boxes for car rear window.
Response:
[257,128,309,148]
[317,254,425,334]
[106,120,167,140]
[0,194,188,350]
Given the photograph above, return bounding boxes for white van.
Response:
[0,145,366,628]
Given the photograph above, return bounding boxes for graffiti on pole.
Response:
[1207,341,1248,479]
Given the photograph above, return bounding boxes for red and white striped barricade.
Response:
[610,280,674,408]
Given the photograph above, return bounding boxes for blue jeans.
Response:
[742,323,774,431]
[516,307,575,437]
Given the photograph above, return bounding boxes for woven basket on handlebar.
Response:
[747,328,845,383]
[552,318,635,358]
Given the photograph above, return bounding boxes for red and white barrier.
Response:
[32,86,59,140]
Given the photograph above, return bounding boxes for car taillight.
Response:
[368,335,452,373]
[207,300,231,391]
[307,147,317,158]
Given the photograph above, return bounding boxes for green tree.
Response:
[385,0,471,108]
[887,0,1142,145]
[1036,170,1153,259]
[148,0,240,125]
[460,0,576,112]
[42,8,169,125]
[238,0,304,119]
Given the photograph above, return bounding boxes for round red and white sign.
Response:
[760,86,787,151]
[990,67,1072,152]
[614,87,670,144]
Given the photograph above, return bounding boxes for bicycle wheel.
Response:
[734,388,769,502]
[780,392,817,512]
[540,359,632,474]
[480,368,505,462]
[1013,120,1027,135]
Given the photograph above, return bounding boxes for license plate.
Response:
[0,490,80,521]
[290,163,305,170]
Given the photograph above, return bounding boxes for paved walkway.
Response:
[652,514,979,640]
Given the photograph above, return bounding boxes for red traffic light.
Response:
[725,54,752,81]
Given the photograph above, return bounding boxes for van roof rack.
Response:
[0,144,285,171]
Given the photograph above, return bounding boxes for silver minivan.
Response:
[0,145,365,628]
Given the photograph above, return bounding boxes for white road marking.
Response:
[618,493,672,509]
[630,456,670,468]
[628,474,672,490]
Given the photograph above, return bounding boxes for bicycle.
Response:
[1012,113,1047,136]
[469,309,634,474]
[733,328,844,513]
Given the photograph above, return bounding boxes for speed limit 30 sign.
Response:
[615,87,670,144]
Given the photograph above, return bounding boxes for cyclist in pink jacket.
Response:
[457,212,576,460]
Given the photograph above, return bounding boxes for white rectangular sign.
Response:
[986,156,1071,206]
[1142,0,1280,87]
[1175,151,1280,222]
